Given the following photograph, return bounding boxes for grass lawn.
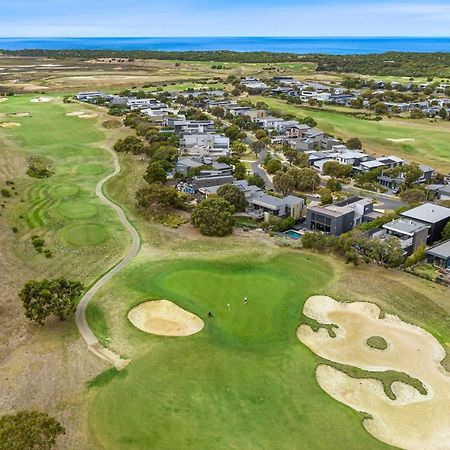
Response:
[87,252,390,450]
[0,94,130,285]
[251,96,450,173]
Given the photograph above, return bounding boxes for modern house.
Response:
[305,196,378,236]
[247,194,304,220]
[426,240,450,270]
[381,219,429,253]
[399,203,450,244]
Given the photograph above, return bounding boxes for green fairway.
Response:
[0,95,130,282]
[87,253,389,450]
[252,96,450,173]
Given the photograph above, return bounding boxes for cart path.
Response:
[75,146,140,370]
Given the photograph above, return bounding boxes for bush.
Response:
[404,245,426,268]
[1,188,11,198]
[191,197,235,237]
[217,184,247,212]
[271,216,295,232]
[265,159,282,174]
[31,236,45,253]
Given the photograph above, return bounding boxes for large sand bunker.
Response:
[386,138,415,143]
[128,300,204,337]
[298,295,450,450]
[0,122,21,128]
[30,97,51,103]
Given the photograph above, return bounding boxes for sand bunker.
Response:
[0,98,8,103]
[128,300,204,337]
[386,138,415,143]
[78,113,98,119]
[65,111,86,117]
[9,112,30,117]
[30,97,51,103]
[298,295,450,450]
[0,122,21,128]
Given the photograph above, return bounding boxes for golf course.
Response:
[251,96,450,173]
[1,93,450,449]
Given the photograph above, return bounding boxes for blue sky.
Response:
[1,0,449,37]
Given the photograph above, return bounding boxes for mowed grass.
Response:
[0,95,130,283]
[252,96,450,173]
[87,252,389,450]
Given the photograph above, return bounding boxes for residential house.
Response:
[426,240,450,270]
[399,203,450,243]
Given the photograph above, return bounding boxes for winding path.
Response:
[75,147,140,370]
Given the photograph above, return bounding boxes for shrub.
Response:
[191,197,235,237]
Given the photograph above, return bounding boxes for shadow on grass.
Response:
[87,367,128,388]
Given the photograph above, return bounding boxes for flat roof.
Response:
[250,194,284,210]
[400,203,450,224]
[426,240,450,259]
[383,219,428,236]
[308,205,353,218]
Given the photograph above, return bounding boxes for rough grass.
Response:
[367,335,388,350]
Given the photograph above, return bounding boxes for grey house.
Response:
[426,240,450,269]
[306,205,355,236]
[400,203,450,244]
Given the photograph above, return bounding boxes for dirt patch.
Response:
[30,97,51,103]
[298,295,450,450]
[386,138,415,143]
[128,300,204,336]
[0,122,21,128]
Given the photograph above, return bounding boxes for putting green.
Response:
[58,200,98,219]
[53,184,80,198]
[77,164,105,176]
[61,223,108,246]
[88,253,387,449]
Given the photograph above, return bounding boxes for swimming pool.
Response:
[283,230,302,240]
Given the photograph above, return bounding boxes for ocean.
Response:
[0,37,450,54]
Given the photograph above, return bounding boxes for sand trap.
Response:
[386,138,415,143]
[128,300,204,337]
[78,113,98,119]
[0,98,7,103]
[65,111,86,117]
[30,97,51,103]
[0,122,21,128]
[298,295,450,450]
[9,112,30,117]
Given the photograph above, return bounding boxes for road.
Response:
[75,146,140,370]
[251,148,274,190]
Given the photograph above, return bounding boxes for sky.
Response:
[0,0,450,37]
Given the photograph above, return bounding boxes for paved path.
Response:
[75,147,140,370]
[251,148,274,190]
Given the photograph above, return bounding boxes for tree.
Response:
[265,159,282,175]
[399,188,426,204]
[191,197,235,237]
[273,171,295,196]
[300,116,317,127]
[247,173,266,189]
[320,188,333,205]
[404,245,426,268]
[250,140,266,156]
[438,107,448,120]
[326,178,342,192]
[144,161,167,184]
[346,137,362,150]
[231,140,247,156]
[136,184,181,216]
[296,152,309,168]
[0,410,65,450]
[210,106,225,118]
[254,130,268,140]
[322,161,353,179]
[442,221,450,240]
[283,146,300,165]
[113,136,146,154]
[234,162,247,180]
[287,167,320,192]
[374,102,388,115]
[19,278,84,325]
[217,184,247,212]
